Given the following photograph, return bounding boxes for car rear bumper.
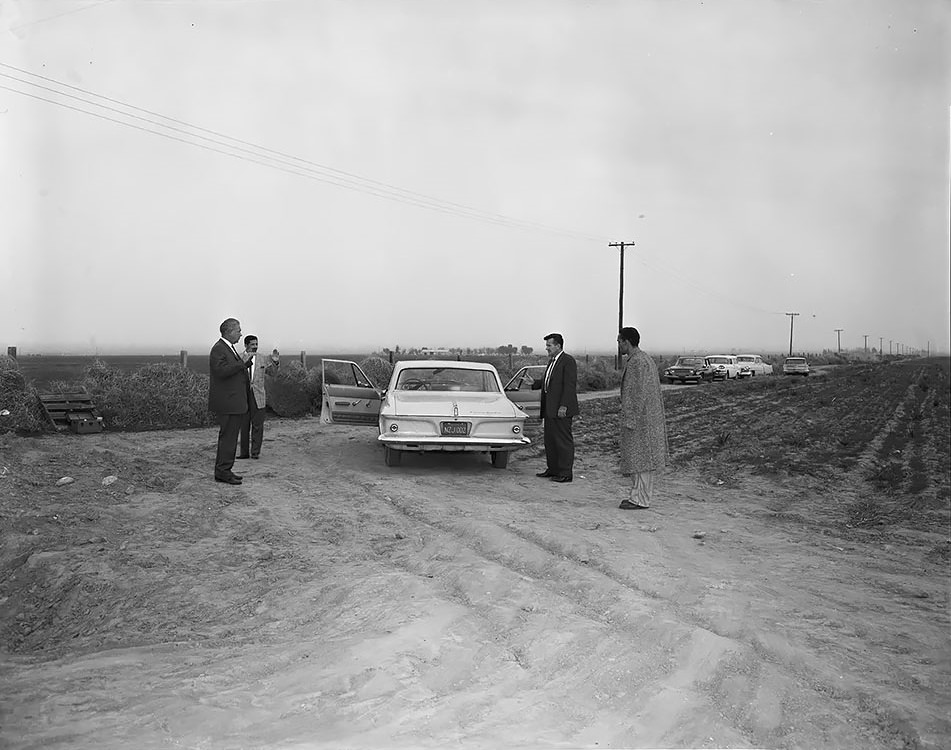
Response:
[378,435,531,452]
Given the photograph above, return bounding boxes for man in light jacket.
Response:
[238,334,280,460]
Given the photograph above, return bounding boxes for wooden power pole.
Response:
[609,241,635,369]
[786,312,800,356]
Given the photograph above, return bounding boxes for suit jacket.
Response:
[534,352,580,419]
[248,354,279,409]
[208,339,251,415]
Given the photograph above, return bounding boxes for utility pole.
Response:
[609,241,635,369]
[863,334,869,354]
[879,337,883,356]
[889,340,892,356]
[786,312,800,356]
[834,328,843,353]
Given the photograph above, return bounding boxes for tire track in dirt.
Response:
[310,444,936,750]
[203,447,749,747]
[336,478,756,747]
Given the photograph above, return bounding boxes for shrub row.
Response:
[0,354,624,434]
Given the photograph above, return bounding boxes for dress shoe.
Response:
[250,455,260,460]
[536,470,555,478]
[230,473,243,480]
[551,475,573,483]
[619,500,647,510]
[237,454,250,459]
[215,475,242,485]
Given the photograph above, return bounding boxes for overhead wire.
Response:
[0,63,604,242]
[2,61,800,319]
[9,0,117,32]
[634,254,787,316]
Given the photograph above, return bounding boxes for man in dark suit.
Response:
[532,332,580,482]
[209,318,253,485]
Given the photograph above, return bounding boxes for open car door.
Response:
[320,359,383,426]
[503,365,546,420]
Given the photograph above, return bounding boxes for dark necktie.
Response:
[544,357,556,392]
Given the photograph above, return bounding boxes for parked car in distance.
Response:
[663,356,711,384]
[705,355,740,380]
[321,358,531,468]
[735,354,774,378]
[783,357,811,376]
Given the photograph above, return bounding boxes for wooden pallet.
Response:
[37,392,104,432]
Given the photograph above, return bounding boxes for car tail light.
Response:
[389,424,399,432]
[512,425,521,434]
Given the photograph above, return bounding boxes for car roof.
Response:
[736,354,760,358]
[393,359,498,372]
[705,354,735,358]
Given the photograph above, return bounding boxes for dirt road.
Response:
[1,371,949,749]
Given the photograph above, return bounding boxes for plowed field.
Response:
[1,359,948,749]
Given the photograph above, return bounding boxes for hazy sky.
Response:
[2,0,949,356]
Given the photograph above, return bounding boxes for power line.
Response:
[10,0,116,31]
[4,62,591,240]
[634,253,787,316]
[2,63,826,324]
[0,64,603,241]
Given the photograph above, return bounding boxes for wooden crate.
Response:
[38,392,104,432]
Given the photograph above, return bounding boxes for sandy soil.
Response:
[1,380,949,749]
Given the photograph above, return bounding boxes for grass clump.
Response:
[266,361,322,417]
[359,356,394,388]
[82,360,213,430]
[0,367,55,435]
[577,358,622,391]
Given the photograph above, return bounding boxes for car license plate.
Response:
[440,421,471,436]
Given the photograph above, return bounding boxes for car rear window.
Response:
[785,358,806,364]
[676,358,704,366]
[708,357,731,364]
[395,368,500,392]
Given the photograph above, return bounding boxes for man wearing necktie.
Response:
[208,318,253,485]
[531,332,580,482]
[238,334,281,460]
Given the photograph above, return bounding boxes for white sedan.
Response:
[735,354,774,378]
[321,359,531,468]
[705,354,740,380]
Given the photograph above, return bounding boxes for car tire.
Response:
[490,450,509,469]
[384,445,402,466]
